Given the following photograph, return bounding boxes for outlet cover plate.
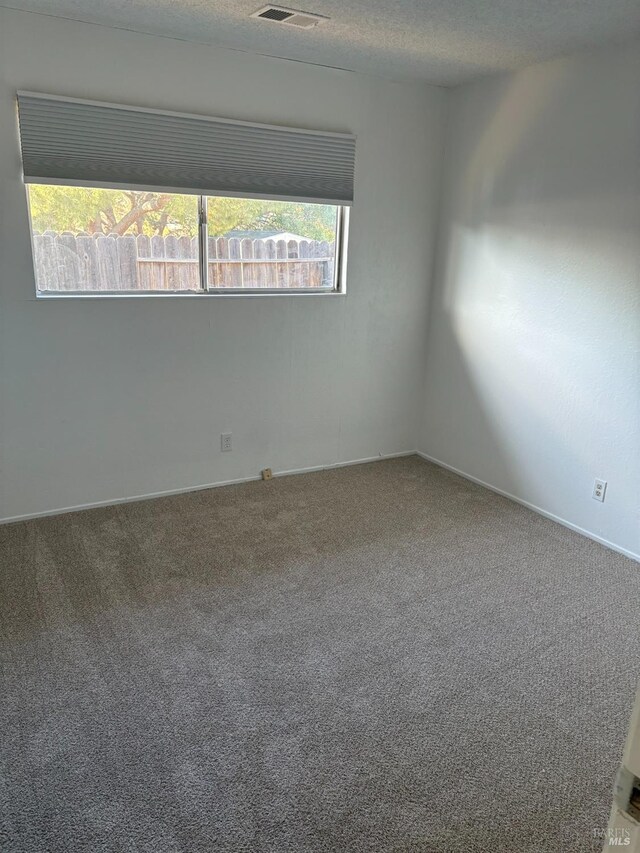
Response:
[593,478,607,502]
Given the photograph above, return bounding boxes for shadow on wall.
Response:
[423,52,640,523]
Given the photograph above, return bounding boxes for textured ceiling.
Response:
[2,0,639,85]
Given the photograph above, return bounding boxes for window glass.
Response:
[26,186,344,294]
[205,197,338,290]
[28,186,199,292]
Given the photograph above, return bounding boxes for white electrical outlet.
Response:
[593,478,607,502]
[221,433,232,452]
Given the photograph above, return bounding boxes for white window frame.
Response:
[28,186,349,298]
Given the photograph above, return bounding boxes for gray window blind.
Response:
[16,92,356,205]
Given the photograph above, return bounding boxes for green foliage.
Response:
[29,185,114,234]
[206,197,267,238]
[28,186,198,237]
[28,185,336,242]
[250,200,336,242]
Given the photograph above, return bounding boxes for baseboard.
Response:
[415,451,639,563]
[275,451,415,479]
[5,449,637,562]
[0,450,416,525]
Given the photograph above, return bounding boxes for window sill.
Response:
[35,289,347,299]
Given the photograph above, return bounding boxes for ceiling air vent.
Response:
[250,5,329,29]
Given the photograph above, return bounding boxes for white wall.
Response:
[0,8,446,520]
[419,41,640,558]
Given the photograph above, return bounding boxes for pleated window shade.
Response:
[16,92,356,205]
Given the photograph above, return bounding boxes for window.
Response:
[29,187,200,293]
[27,186,346,294]
[17,92,355,297]
[204,196,342,292]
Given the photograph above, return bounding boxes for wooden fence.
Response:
[32,232,335,292]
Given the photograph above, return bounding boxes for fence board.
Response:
[276,240,288,288]
[216,237,229,288]
[76,234,99,290]
[207,236,218,288]
[299,240,310,288]
[265,239,277,288]
[288,240,301,288]
[228,238,242,288]
[29,232,335,292]
[57,232,80,291]
[136,236,151,290]
[319,241,332,288]
[33,233,55,291]
[117,235,138,291]
[164,235,178,290]
[190,237,200,290]
[240,239,253,287]
[96,235,120,290]
[178,235,197,290]
[150,235,167,289]
[254,239,267,288]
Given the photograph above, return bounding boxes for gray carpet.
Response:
[1,456,638,853]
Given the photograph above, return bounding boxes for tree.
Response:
[205,198,336,241]
[28,186,198,237]
[28,186,337,242]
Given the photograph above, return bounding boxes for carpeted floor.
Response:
[1,456,638,853]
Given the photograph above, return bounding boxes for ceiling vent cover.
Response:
[251,5,329,28]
